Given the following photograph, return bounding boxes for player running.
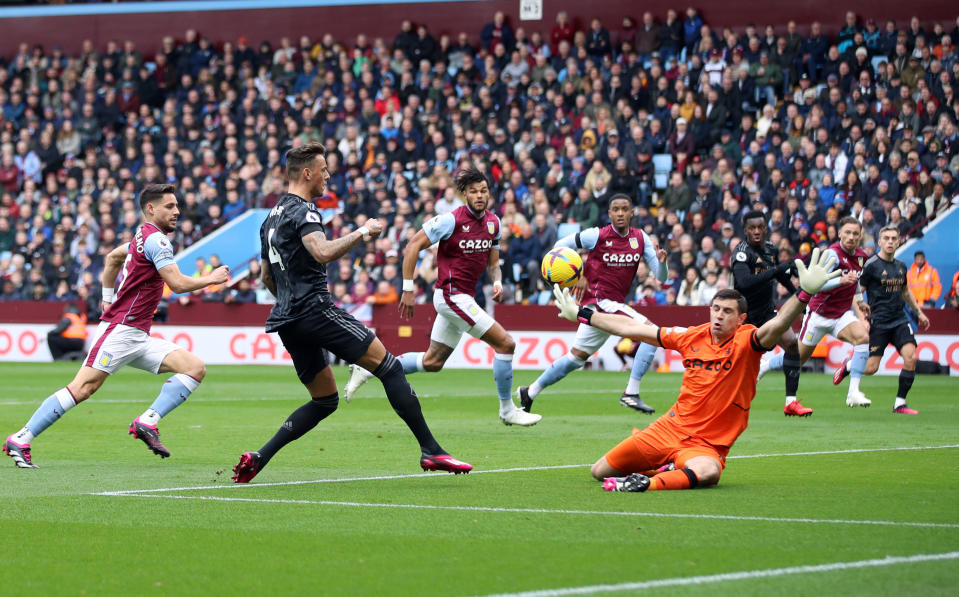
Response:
[732,210,810,416]
[3,184,229,468]
[549,247,840,492]
[232,143,471,483]
[761,216,872,407]
[833,224,929,414]
[343,167,539,426]
[516,194,667,414]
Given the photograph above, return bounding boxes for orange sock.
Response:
[647,468,698,491]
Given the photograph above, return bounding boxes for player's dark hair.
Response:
[741,209,766,227]
[838,215,862,229]
[712,288,748,314]
[285,142,326,180]
[878,223,901,236]
[453,166,489,195]
[138,183,176,211]
[608,193,633,208]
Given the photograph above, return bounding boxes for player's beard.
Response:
[312,179,326,198]
[468,198,487,216]
[162,219,177,233]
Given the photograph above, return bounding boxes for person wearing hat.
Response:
[704,47,726,86]
[900,48,926,89]
[667,116,694,162]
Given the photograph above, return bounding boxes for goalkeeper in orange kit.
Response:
[550,248,841,492]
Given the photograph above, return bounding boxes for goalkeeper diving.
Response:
[551,248,841,492]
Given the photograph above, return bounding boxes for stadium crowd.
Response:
[1,8,959,321]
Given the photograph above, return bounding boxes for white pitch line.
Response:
[728,443,959,459]
[477,551,959,596]
[93,463,588,495]
[102,493,959,529]
[91,443,959,496]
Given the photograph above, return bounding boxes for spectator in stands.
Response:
[0,11,955,314]
[46,303,87,361]
[946,270,959,310]
[907,251,942,307]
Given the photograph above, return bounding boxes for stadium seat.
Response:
[557,223,581,239]
[870,56,887,74]
[652,154,673,189]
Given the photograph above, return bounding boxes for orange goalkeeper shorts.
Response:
[604,416,729,474]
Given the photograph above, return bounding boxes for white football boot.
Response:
[499,406,542,426]
[344,364,374,402]
[845,391,872,408]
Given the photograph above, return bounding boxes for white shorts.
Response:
[574,299,651,354]
[430,290,496,348]
[798,309,861,347]
[84,321,182,375]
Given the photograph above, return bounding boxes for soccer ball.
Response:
[541,247,583,289]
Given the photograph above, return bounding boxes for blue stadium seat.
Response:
[653,153,673,189]
[557,223,581,240]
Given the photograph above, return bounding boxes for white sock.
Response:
[625,377,640,394]
[11,427,35,445]
[848,376,861,394]
[528,381,543,398]
[785,396,797,405]
[137,409,162,426]
[894,397,907,409]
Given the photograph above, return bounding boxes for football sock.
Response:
[138,374,199,426]
[766,352,784,371]
[493,353,514,409]
[625,343,657,394]
[894,397,908,409]
[648,468,699,491]
[398,352,425,375]
[897,369,915,401]
[847,344,869,394]
[782,353,801,399]
[529,353,586,398]
[21,388,76,440]
[258,393,338,467]
[373,353,444,455]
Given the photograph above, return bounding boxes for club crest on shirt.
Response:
[858,257,864,267]
[487,222,495,235]
[735,252,747,262]
[629,238,638,249]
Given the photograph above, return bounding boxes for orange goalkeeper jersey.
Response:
[656,322,767,447]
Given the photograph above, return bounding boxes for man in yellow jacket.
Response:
[907,251,942,307]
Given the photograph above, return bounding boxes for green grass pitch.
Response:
[1,362,957,596]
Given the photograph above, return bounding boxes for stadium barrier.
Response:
[2,302,958,374]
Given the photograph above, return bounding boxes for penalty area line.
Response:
[475,550,959,596]
[91,443,959,496]
[100,493,959,529]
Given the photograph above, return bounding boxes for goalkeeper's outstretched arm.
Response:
[551,285,662,346]
[756,247,841,350]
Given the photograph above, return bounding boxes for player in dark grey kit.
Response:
[733,210,811,416]
[833,224,929,414]
[231,143,471,482]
